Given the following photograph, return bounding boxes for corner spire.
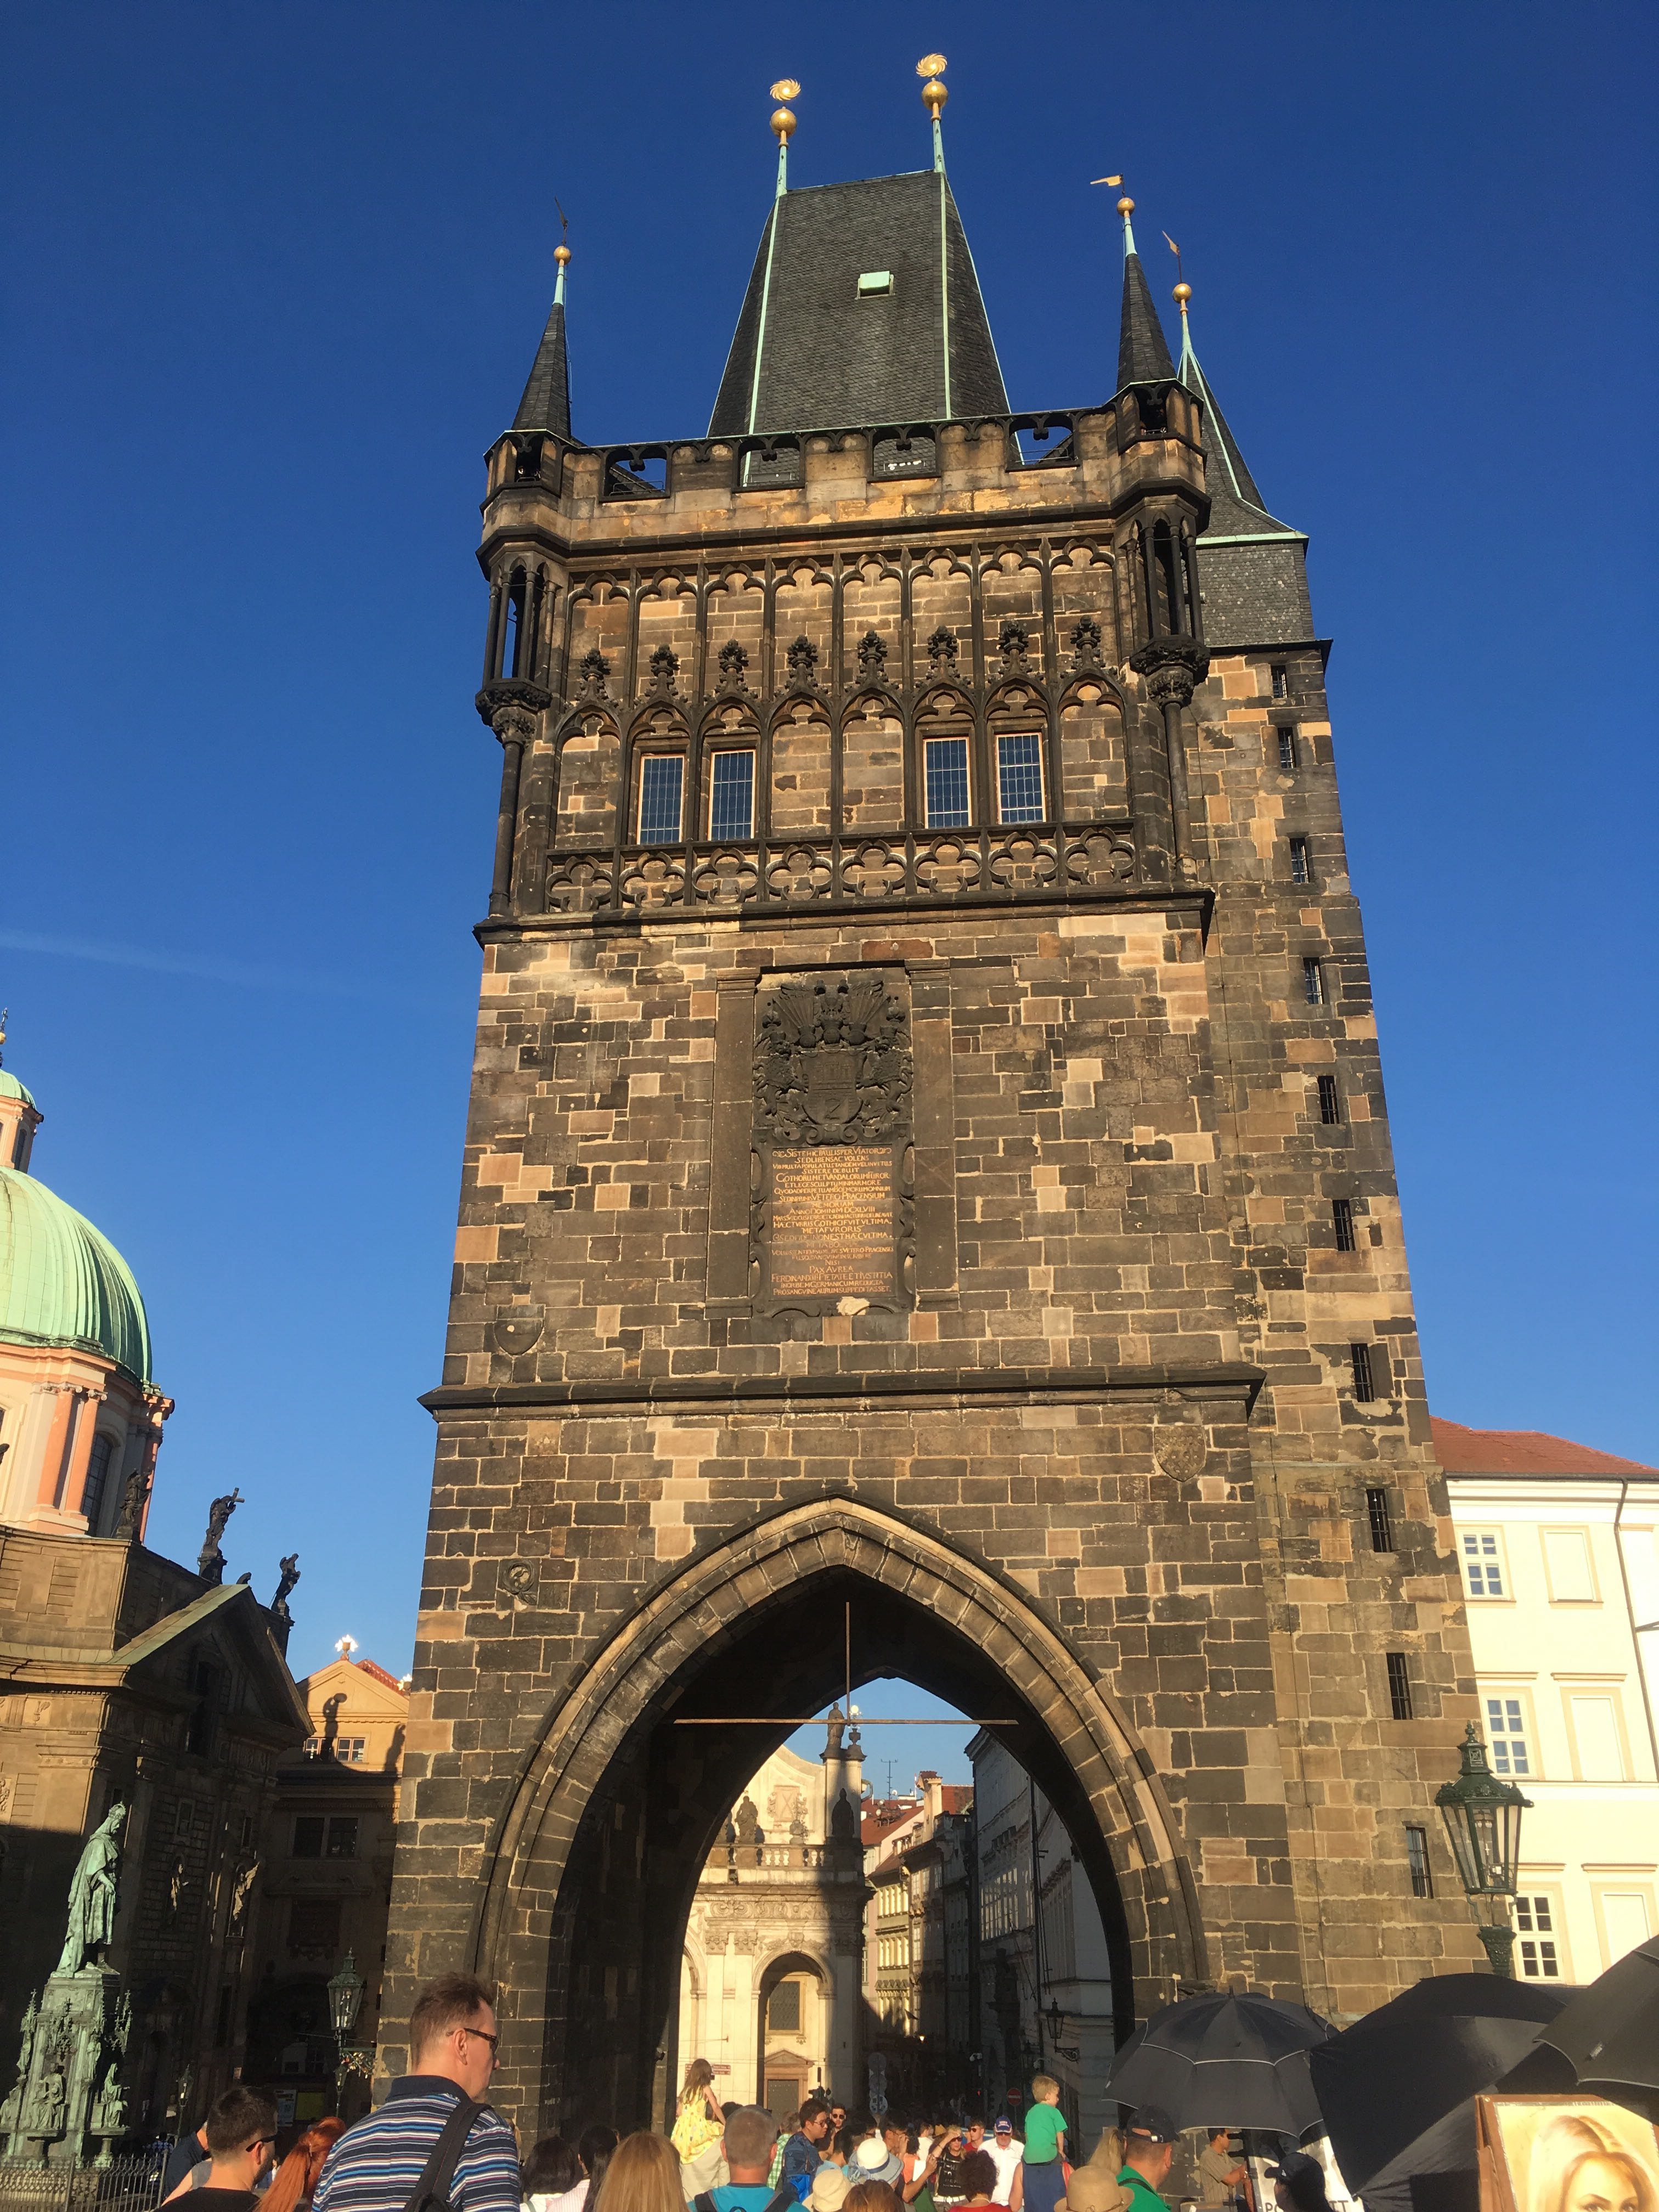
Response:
[512,217,573,441]
[1113,191,1175,388]
[1172,278,1280,523]
[770,79,798,199]
[918,54,947,173]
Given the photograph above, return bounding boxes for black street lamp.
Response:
[1435,1723,1531,1977]
[327,1953,372,2112]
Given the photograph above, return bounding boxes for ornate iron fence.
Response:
[0,2156,166,2212]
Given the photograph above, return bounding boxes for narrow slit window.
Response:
[1271,664,1289,701]
[1406,1825,1434,1898]
[997,733,1045,823]
[1303,956,1325,1006]
[1317,1075,1341,1125]
[637,754,684,844]
[1350,1341,1376,1400]
[708,751,755,840]
[1278,728,1299,771]
[1365,1485,1395,1551]
[1485,1694,1531,1776]
[924,736,971,830]
[1289,836,1311,884]
[1386,1651,1414,1720]
[1333,1198,1357,1251]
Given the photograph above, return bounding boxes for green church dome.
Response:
[0,1166,152,1383]
[0,1070,36,1107]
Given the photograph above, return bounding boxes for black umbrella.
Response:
[1102,1993,1335,2137]
[1306,1973,1569,2212]
[1537,1934,1659,2120]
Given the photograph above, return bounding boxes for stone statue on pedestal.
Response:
[54,1803,126,1975]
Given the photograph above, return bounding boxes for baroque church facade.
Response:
[385,75,1487,2133]
[0,1043,306,2159]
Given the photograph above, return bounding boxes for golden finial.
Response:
[1117,195,1134,218]
[918,53,947,115]
[1173,281,1192,309]
[770,77,800,141]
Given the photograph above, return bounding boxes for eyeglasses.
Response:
[460,2025,500,2055]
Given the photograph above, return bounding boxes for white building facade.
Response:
[679,1723,867,2117]
[1436,1418,1659,1985]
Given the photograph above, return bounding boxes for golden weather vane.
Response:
[1163,230,1183,282]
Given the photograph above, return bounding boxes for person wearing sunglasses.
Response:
[312,1972,521,2212]
[176,2087,280,2212]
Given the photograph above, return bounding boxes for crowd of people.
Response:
[157,1976,1328,2212]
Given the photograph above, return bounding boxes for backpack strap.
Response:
[767,2190,799,2212]
[693,2196,721,2212]
[402,2096,486,2212]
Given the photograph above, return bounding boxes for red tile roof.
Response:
[1432,1417,1657,1478]
[355,1658,408,1692]
[940,1785,974,1813]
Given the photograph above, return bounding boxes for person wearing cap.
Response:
[1116,2111,1176,2212]
[985,2124,1023,2211]
[1265,2155,1331,2212]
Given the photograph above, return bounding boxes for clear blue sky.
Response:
[3,4,1654,1719]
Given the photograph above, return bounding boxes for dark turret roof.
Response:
[514,294,572,441]
[1176,319,1298,538]
[708,171,1008,436]
[1118,250,1176,387]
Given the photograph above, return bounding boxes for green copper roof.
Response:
[0,1071,36,1108]
[0,1166,151,1382]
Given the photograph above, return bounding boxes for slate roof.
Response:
[1176,315,1299,539]
[709,171,1008,436]
[1431,1417,1657,1477]
[1118,250,1176,387]
[514,295,572,440]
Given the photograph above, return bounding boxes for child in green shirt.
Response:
[1020,2078,1068,2212]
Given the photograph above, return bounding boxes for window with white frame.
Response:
[924,736,971,829]
[1484,1693,1532,1777]
[637,754,684,844]
[1514,1893,1562,1979]
[1460,1530,1508,1598]
[707,749,755,840]
[996,733,1045,823]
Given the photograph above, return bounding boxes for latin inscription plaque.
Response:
[769,1147,895,1300]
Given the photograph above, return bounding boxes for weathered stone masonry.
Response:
[382,180,1483,2133]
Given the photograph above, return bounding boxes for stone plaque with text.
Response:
[768,1147,896,1301]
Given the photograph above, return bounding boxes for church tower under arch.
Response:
[386,96,1483,2131]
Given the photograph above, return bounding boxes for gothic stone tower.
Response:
[384,125,1484,2130]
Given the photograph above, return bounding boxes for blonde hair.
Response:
[596,2134,685,2212]
[1532,2117,1658,2212]
[1031,2075,1060,2102]
[679,2059,714,2106]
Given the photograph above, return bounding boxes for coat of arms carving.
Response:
[753,975,911,1146]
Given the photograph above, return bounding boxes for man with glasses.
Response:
[313,1973,520,2212]
[179,2087,279,2212]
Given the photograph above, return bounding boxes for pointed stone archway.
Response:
[465,1493,1209,2130]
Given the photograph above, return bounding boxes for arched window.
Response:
[81,1433,116,1530]
[499,572,527,679]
